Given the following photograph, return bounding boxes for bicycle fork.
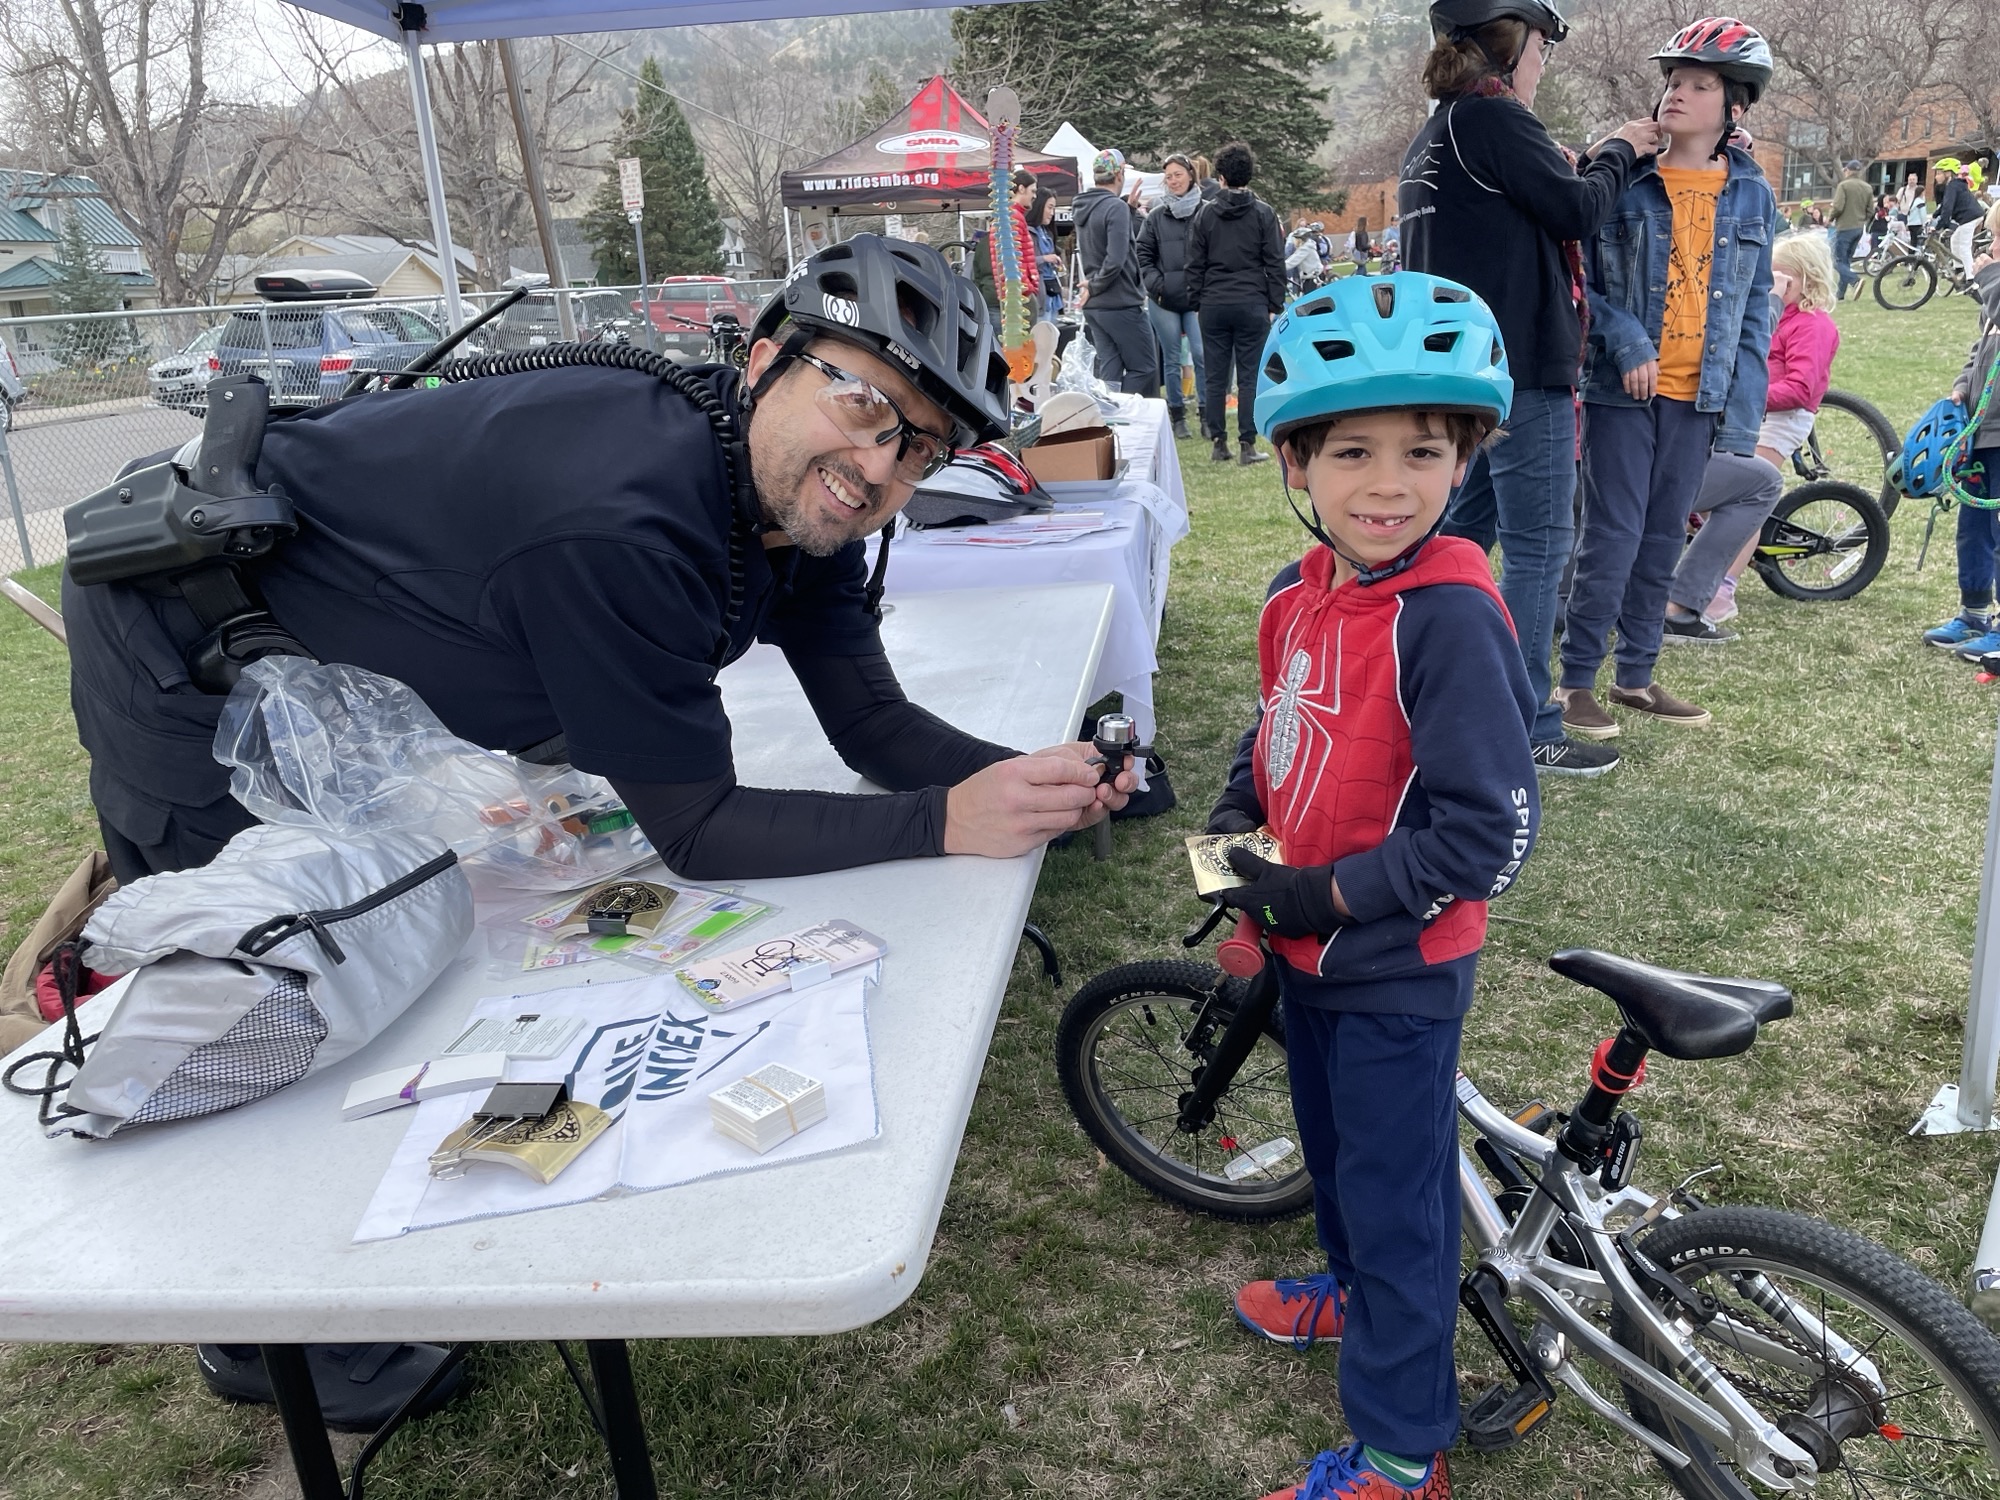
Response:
[1172,914,1279,1135]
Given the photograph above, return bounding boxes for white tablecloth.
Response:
[0,585,1113,1343]
[885,398,1188,742]
[886,480,1184,743]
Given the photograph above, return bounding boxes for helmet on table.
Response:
[1428,0,1569,44]
[750,234,1010,448]
[1652,16,1774,102]
[1255,271,1513,446]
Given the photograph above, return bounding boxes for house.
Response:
[0,169,154,321]
[502,217,600,286]
[210,233,485,303]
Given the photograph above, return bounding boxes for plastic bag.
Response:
[1053,331,1115,404]
[213,657,651,891]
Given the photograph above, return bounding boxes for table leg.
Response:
[259,1345,345,1500]
[585,1340,659,1500]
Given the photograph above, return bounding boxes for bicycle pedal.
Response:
[1462,1379,1556,1453]
[1510,1098,1554,1134]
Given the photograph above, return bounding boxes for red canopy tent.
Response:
[780,76,1079,214]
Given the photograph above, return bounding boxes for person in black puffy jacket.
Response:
[1137,152,1208,438]
[1187,140,1286,464]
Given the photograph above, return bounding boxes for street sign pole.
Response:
[618,158,657,354]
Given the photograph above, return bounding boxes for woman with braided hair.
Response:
[1398,0,1662,779]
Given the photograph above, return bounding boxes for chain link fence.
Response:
[0,278,788,575]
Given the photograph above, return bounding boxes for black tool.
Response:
[1089,712,1150,859]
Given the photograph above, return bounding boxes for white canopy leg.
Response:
[402,26,468,331]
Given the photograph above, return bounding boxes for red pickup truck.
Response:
[638,277,765,363]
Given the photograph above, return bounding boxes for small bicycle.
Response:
[1748,479,1889,601]
[1058,901,2000,1498]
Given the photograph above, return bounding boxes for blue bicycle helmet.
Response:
[1255,272,1514,446]
[1893,397,1965,499]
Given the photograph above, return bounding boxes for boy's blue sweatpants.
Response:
[1280,958,1471,1458]
[1956,481,2000,612]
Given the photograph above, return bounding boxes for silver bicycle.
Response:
[1060,921,2000,1498]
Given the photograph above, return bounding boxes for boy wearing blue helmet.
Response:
[1206,272,1541,1500]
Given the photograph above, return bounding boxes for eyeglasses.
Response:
[787,350,955,481]
[1538,37,1560,63]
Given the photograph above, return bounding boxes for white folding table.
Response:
[0,583,1114,1499]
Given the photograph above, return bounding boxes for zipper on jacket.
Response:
[235,849,460,965]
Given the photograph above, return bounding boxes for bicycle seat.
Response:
[1549,949,1793,1061]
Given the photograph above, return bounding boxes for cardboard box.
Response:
[1023,428,1117,483]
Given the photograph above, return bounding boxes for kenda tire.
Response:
[1610,1205,2000,1500]
[1056,960,1312,1222]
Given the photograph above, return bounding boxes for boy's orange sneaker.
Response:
[1233,1273,1345,1349]
[1258,1444,1451,1499]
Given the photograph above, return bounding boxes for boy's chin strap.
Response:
[1279,472,1447,587]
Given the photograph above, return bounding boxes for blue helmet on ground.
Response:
[1892,397,1966,499]
[1254,272,1514,447]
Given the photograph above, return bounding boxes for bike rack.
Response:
[1911,698,2000,1327]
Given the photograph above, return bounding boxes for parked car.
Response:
[491,289,638,352]
[210,300,443,409]
[642,277,764,363]
[147,325,223,412]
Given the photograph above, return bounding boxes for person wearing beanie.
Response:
[1070,147,1161,396]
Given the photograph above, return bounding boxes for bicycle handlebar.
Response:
[1216,915,1266,978]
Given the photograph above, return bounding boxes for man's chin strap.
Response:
[1279,470,1447,587]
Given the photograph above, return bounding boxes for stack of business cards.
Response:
[708,1064,827,1154]
[673,920,885,1012]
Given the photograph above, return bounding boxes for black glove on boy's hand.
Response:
[1215,848,1346,939]
[1205,806,1261,836]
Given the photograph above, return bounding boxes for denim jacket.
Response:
[1580,147,1778,454]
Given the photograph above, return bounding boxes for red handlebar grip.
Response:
[1216,916,1265,978]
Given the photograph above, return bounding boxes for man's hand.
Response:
[943,746,1136,857]
[1595,120,1665,158]
[1623,359,1660,401]
[1213,849,1347,939]
[1076,284,1090,308]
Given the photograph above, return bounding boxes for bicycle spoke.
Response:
[1844,1468,1987,1500]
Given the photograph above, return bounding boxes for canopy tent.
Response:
[779,76,1079,215]
[1041,121,1095,190]
[278,0,1030,328]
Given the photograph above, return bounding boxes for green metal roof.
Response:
[0,171,140,249]
[0,255,154,290]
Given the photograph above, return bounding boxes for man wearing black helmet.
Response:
[1399,0,1663,782]
[60,231,1136,1425]
[65,234,1134,897]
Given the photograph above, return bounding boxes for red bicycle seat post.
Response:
[1216,915,1265,978]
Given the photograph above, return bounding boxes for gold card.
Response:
[432,1100,611,1185]
[1184,832,1282,896]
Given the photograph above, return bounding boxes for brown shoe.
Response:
[1557,688,1619,740]
[1607,682,1712,727]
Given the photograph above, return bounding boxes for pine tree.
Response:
[583,58,726,284]
[1156,0,1335,209]
[949,0,1162,154]
[49,211,134,369]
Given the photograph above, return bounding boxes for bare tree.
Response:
[279,24,608,287]
[1758,0,1968,171]
[0,0,307,306]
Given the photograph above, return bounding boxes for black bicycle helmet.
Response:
[750,234,1010,447]
[1651,16,1774,103]
[1429,0,1568,44]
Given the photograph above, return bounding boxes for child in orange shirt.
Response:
[1556,18,1780,740]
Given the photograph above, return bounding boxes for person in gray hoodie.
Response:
[1072,148,1161,397]
[1188,140,1287,464]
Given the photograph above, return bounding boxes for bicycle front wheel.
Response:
[1803,389,1902,517]
[1610,1205,2000,1500]
[1875,256,1938,311]
[1056,960,1313,1222]
[1752,481,1888,601]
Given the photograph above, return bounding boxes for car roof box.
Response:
[254,269,379,302]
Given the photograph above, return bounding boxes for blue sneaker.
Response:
[1256,1443,1451,1499]
[1957,630,2000,661]
[1927,614,1991,648]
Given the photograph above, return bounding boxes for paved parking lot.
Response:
[0,399,200,570]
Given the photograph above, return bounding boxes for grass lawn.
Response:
[1,288,1995,1499]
